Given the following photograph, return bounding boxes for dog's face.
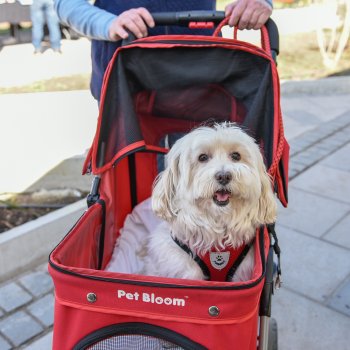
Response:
[152,123,277,248]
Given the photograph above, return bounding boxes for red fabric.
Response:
[49,212,269,350]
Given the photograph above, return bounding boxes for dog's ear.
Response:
[256,152,277,224]
[152,154,180,221]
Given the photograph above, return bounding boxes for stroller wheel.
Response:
[268,318,278,350]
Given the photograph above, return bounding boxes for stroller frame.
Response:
[49,12,287,350]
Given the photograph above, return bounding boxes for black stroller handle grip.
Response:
[152,11,279,57]
[152,10,226,25]
[123,11,279,58]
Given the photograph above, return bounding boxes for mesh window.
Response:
[75,323,206,350]
[88,334,184,350]
[97,45,274,171]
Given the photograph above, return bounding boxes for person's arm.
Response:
[54,0,154,41]
[54,0,115,40]
[225,0,273,30]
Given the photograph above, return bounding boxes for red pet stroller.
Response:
[49,12,289,350]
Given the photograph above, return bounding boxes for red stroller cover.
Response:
[49,20,288,350]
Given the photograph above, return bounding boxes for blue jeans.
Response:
[31,0,61,50]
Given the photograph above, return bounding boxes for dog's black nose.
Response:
[215,171,232,185]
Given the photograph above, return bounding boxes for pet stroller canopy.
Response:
[85,32,288,206]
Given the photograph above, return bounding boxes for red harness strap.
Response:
[173,237,253,282]
[198,245,248,282]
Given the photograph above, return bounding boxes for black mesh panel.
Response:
[88,334,184,350]
[74,323,207,350]
[97,43,274,169]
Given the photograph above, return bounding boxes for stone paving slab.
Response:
[291,165,350,204]
[23,332,52,350]
[0,264,53,349]
[273,288,350,350]
[276,225,350,303]
[323,213,350,249]
[18,272,54,298]
[27,294,54,328]
[287,111,350,179]
[0,311,43,347]
[277,187,350,238]
[281,94,350,123]
[280,94,350,140]
[327,278,350,317]
[320,143,350,172]
[0,336,11,350]
[0,283,32,313]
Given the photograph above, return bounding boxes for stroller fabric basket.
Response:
[49,14,288,350]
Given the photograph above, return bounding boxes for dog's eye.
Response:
[198,154,209,162]
[230,152,241,161]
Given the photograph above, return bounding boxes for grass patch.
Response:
[1,32,349,95]
[0,74,90,94]
[278,31,350,80]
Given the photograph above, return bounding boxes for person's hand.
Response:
[108,7,155,41]
[225,0,272,30]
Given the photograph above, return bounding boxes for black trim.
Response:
[112,146,168,168]
[126,39,271,60]
[128,153,138,208]
[73,322,207,350]
[279,157,288,204]
[97,199,106,270]
[172,237,210,280]
[49,227,266,291]
[226,241,254,281]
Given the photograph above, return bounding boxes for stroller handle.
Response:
[152,10,226,25]
[151,11,279,58]
[122,11,279,59]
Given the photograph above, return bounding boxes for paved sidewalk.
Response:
[0,87,349,350]
[0,40,350,349]
[274,93,350,350]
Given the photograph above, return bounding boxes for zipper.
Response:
[49,227,266,291]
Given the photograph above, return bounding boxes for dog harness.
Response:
[173,237,254,282]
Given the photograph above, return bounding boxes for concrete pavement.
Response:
[0,40,350,349]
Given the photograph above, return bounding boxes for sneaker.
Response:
[52,48,62,54]
[33,48,42,55]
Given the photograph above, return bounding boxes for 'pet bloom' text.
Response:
[117,289,186,307]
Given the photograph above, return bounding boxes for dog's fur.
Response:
[142,123,277,282]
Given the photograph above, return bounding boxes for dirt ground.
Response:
[0,207,56,233]
[0,191,87,234]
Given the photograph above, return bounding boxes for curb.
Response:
[281,76,350,96]
[0,199,87,282]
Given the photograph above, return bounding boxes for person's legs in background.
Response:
[30,0,45,53]
[44,0,62,52]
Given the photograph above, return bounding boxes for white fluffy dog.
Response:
[142,123,277,282]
